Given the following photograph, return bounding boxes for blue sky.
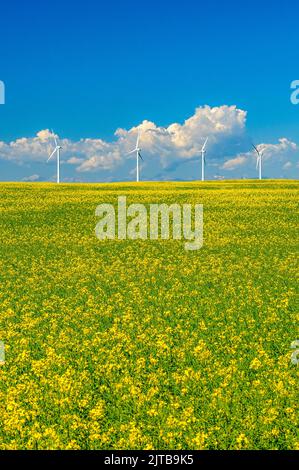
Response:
[0,0,298,181]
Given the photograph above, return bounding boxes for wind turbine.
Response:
[252,144,263,180]
[127,129,143,182]
[200,137,208,181]
[47,130,62,184]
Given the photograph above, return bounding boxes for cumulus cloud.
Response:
[221,138,298,173]
[36,130,53,142]
[0,105,298,180]
[0,131,121,171]
[222,155,247,170]
[259,138,297,161]
[114,105,247,170]
[0,105,247,170]
[22,174,41,182]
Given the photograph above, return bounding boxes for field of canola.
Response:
[0,180,298,449]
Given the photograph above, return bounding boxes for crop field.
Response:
[0,180,298,450]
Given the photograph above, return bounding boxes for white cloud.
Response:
[115,105,247,169]
[22,174,40,182]
[66,157,85,165]
[0,106,298,180]
[0,131,120,171]
[0,105,247,171]
[258,138,297,161]
[222,155,247,170]
[36,129,53,142]
[221,138,298,173]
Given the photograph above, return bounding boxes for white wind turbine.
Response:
[252,144,264,180]
[200,137,208,181]
[127,129,143,182]
[47,130,62,184]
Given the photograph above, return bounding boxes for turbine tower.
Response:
[252,144,263,180]
[127,129,143,182]
[200,137,208,181]
[47,130,62,184]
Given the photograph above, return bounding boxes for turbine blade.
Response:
[51,129,58,147]
[136,129,140,148]
[252,143,260,156]
[138,151,143,161]
[201,137,209,152]
[126,149,137,156]
[47,147,57,162]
